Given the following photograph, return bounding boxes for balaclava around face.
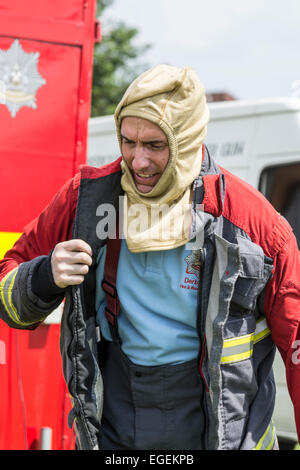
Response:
[114,64,209,252]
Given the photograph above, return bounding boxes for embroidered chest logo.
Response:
[184,252,201,277]
[180,251,201,291]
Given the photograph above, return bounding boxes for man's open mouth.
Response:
[136,173,157,178]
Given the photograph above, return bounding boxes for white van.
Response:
[87,97,300,448]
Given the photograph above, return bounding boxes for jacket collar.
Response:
[194,145,225,217]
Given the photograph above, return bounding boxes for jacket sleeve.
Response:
[264,227,300,440]
[0,173,80,329]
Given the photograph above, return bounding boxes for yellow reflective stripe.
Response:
[254,318,270,344]
[254,422,276,450]
[255,425,270,450]
[223,332,252,348]
[221,349,253,364]
[7,268,19,321]
[0,268,19,324]
[0,266,41,326]
[0,232,22,259]
[265,425,276,450]
[221,332,254,364]
[221,317,271,365]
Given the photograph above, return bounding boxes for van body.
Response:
[87,97,300,446]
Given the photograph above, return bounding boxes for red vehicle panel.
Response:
[0,38,81,232]
[0,0,99,450]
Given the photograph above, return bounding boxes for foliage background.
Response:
[91,0,151,117]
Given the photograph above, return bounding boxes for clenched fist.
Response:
[51,239,93,288]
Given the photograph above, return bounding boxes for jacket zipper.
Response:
[199,335,209,392]
[197,247,210,393]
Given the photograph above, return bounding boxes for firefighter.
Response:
[0,65,300,450]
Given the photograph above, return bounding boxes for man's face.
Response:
[120,117,170,194]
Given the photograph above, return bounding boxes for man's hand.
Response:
[51,239,93,288]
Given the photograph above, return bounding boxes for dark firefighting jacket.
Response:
[0,148,300,450]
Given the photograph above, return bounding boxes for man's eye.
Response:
[123,140,135,147]
[147,143,166,150]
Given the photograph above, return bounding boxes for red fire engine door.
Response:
[0,0,99,450]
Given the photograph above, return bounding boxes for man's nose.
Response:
[131,146,149,172]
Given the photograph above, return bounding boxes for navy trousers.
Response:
[100,341,205,450]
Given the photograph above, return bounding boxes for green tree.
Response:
[91,0,151,117]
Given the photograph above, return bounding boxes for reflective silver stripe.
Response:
[254,317,271,343]
[221,332,253,364]
[206,235,240,362]
[205,238,226,363]
[204,234,241,450]
[221,317,271,365]
[254,422,276,450]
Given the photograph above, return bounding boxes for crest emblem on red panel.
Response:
[0,39,46,117]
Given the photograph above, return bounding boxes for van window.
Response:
[259,163,300,248]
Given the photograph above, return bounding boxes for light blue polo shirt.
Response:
[95,239,200,366]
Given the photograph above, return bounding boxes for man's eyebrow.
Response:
[120,133,134,142]
[120,133,167,144]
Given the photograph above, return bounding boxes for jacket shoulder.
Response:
[79,157,122,180]
[220,166,293,258]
